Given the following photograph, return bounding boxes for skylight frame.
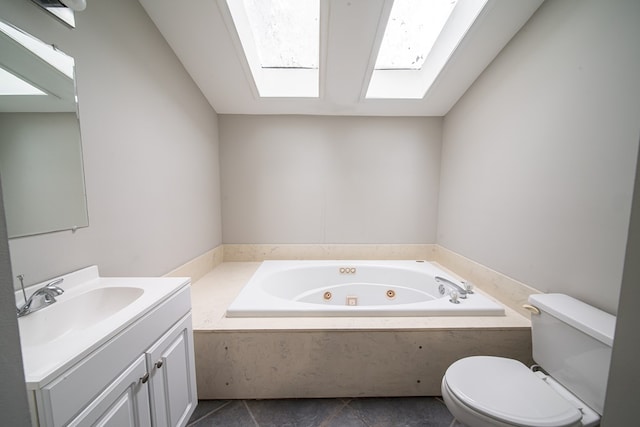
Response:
[366,0,488,100]
[224,0,322,98]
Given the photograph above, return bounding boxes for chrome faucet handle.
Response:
[435,276,467,298]
[45,278,64,295]
[449,290,460,304]
[16,278,64,317]
[462,281,474,294]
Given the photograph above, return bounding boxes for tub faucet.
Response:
[16,278,64,318]
[435,276,467,299]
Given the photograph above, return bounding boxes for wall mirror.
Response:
[29,0,82,28]
[0,19,89,238]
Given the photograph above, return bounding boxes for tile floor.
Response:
[187,397,466,427]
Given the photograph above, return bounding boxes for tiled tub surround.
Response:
[190,259,533,399]
[222,244,438,264]
[170,244,539,316]
[435,246,540,318]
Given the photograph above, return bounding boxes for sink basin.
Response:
[19,286,144,348]
[17,266,191,387]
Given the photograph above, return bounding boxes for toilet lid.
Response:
[444,356,582,427]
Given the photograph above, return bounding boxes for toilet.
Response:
[441,293,616,427]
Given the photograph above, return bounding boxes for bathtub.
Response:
[226,260,505,317]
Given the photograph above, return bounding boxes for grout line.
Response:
[318,398,351,427]
[243,400,261,427]
[186,400,233,426]
[189,397,458,427]
[436,396,460,427]
[348,398,373,427]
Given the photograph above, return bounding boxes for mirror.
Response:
[0,20,88,238]
[29,0,79,28]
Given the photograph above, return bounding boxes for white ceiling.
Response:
[139,0,544,117]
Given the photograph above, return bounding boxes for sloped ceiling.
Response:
[139,0,543,116]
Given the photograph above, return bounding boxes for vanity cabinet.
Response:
[66,355,152,427]
[146,314,197,427]
[30,285,197,427]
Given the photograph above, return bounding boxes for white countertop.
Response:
[17,266,190,388]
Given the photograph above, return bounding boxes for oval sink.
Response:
[19,286,144,348]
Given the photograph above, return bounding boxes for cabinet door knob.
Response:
[155,360,164,369]
[140,373,150,384]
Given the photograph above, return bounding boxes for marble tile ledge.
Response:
[434,246,541,318]
[222,243,437,262]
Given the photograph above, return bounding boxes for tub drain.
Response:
[386,289,396,299]
[323,291,332,300]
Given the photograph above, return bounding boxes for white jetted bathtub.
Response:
[226,260,505,317]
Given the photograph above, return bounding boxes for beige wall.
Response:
[438,0,640,314]
[2,0,222,287]
[219,115,442,244]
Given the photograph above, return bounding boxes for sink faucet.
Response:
[435,276,468,300]
[16,278,64,318]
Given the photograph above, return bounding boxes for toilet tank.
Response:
[529,294,616,415]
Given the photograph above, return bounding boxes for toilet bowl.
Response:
[441,356,600,427]
[440,293,615,427]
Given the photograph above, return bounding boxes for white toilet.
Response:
[441,293,616,427]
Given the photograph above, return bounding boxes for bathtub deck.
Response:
[191,262,532,399]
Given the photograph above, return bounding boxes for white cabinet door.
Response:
[68,355,152,427]
[146,314,197,427]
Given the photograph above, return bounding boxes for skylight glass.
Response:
[243,0,319,69]
[366,0,487,99]
[0,67,45,95]
[375,0,457,70]
[226,0,320,97]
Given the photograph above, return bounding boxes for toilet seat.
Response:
[443,356,582,427]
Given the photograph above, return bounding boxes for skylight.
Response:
[226,0,320,97]
[375,0,457,70]
[366,0,487,99]
[243,0,319,69]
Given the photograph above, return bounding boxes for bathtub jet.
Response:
[226,260,505,318]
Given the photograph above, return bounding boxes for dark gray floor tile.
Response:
[189,400,257,427]
[348,397,454,427]
[321,404,368,427]
[246,398,344,427]
[188,400,230,425]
